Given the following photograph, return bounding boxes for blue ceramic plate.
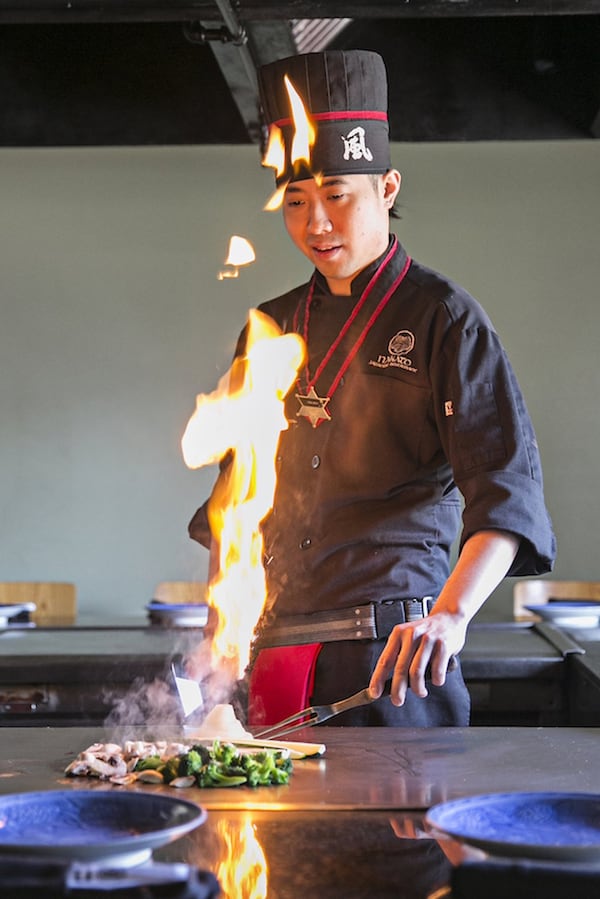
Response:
[524,602,600,628]
[0,790,206,864]
[426,792,600,861]
[0,603,36,626]
[146,601,209,628]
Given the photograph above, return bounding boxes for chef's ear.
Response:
[383,169,401,207]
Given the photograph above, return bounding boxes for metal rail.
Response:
[0,0,599,24]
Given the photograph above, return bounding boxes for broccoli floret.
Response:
[162,755,184,783]
[181,749,204,776]
[212,773,248,787]
[195,760,246,788]
[276,755,293,774]
[190,744,212,765]
[270,767,291,785]
[212,740,237,767]
[134,755,163,772]
[245,766,262,788]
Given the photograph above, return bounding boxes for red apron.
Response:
[247,644,322,727]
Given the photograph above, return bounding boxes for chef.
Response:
[189,49,556,727]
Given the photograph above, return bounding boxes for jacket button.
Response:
[300,537,312,550]
[311,454,321,469]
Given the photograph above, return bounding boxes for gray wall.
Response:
[1,142,598,621]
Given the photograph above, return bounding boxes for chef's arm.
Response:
[369,528,520,705]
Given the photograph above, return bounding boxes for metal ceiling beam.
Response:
[186,14,296,143]
[0,1,600,23]
[186,0,261,142]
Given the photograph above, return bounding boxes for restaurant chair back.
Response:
[0,581,77,625]
[152,581,207,605]
[514,579,600,621]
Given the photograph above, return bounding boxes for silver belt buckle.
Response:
[402,597,433,622]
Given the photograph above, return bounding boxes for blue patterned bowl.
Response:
[0,790,206,864]
[426,792,600,861]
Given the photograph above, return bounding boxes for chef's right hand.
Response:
[368,611,465,705]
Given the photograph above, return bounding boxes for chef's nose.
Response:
[307,200,333,235]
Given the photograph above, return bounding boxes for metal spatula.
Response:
[171,658,204,718]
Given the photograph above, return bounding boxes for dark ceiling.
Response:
[0,1,598,146]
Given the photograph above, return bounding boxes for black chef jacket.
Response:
[189,238,555,723]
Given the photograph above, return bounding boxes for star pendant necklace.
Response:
[294,236,411,428]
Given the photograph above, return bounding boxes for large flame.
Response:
[262,74,317,211]
[181,309,305,681]
[216,815,268,899]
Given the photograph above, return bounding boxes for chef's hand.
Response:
[368,529,521,704]
[369,611,466,704]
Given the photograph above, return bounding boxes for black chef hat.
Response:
[258,50,391,186]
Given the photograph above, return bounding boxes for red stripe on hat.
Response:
[272,110,388,128]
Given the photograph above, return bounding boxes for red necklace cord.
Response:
[327,252,411,397]
[296,236,397,388]
[295,236,410,396]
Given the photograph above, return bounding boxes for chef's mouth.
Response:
[312,244,341,258]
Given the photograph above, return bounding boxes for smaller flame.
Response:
[216,815,268,899]
[285,74,316,169]
[226,235,256,267]
[263,183,287,213]
[261,75,317,212]
[218,235,256,280]
[262,124,289,212]
[261,124,285,178]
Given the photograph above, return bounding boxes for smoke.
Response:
[103,676,181,734]
[101,641,246,741]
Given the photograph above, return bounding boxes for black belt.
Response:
[255,597,434,648]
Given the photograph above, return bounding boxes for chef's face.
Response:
[282,170,401,296]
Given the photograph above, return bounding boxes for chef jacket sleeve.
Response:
[432,314,556,576]
[188,501,211,548]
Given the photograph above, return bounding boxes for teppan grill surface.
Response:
[1,726,600,898]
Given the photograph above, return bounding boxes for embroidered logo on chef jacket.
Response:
[368,330,418,373]
[341,126,374,162]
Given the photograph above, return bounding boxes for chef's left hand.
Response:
[368,611,467,704]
